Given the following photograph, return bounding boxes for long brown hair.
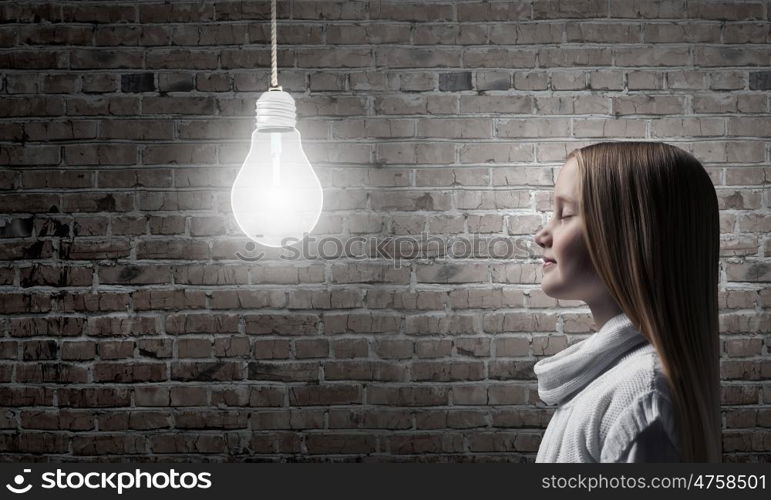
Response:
[567,141,721,462]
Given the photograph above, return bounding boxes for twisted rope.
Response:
[271,0,278,88]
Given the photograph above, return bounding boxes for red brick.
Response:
[0,387,54,406]
[57,387,131,408]
[252,339,291,359]
[21,340,58,361]
[20,410,94,430]
[0,52,67,69]
[100,119,173,140]
[134,386,170,407]
[289,384,362,406]
[174,410,248,429]
[70,49,143,69]
[388,433,465,454]
[415,339,452,358]
[468,432,541,452]
[98,264,171,285]
[333,339,369,358]
[367,385,449,406]
[244,314,319,335]
[323,361,402,381]
[137,339,173,359]
[247,361,319,382]
[97,169,172,188]
[171,361,243,381]
[211,386,284,407]
[66,96,140,115]
[62,4,136,23]
[213,336,251,357]
[97,341,135,360]
[81,74,120,93]
[17,363,88,383]
[87,315,158,337]
[61,239,131,260]
[0,241,56,260]
[61,192,134,212]
[177,338,212,358]
[147,49,219,69]
[59,292,130,312]
[92,362,167,383]
[24,121,97,141]
[136,239,210,260]
[173,264,250,285]
[64,144,137,165]
[0,194,60,213]
[165,313,239,334]
[2,432,69,454]
[329,409,412,430]
[306,434,376,455]
[142,144,218,165]
[72,434,145,455]
[70,216,108,238]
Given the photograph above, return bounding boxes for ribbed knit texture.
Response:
[533,312,681,463]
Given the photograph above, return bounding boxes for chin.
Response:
[540,276,571,300]
[540,280,559,298]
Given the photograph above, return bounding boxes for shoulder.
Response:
[613,418,681,462]
[579,343,670,419]
[603,343,672,405]
[597,345,680,462]
[600,389,680,462]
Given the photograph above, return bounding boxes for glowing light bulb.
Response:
[231,89,323,248]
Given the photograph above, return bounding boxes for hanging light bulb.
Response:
[231,0,323,248]
[231,90,323,248]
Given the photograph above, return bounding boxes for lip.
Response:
[542,258,556,269]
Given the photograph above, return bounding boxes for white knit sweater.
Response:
[533,312,681,463]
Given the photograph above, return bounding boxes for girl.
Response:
[532,142,721,463]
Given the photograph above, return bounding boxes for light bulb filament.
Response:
[271,132,282,186]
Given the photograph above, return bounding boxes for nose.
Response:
[534,222,551,249]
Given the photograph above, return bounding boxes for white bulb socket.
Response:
[255,88,296,131]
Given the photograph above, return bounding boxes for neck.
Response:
[587,299,623,331]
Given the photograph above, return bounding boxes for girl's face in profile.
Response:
[534,158,605,302]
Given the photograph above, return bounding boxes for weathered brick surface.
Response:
[0,0,768,463]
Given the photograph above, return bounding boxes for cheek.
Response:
[551,223,595,280]
[553,223,586,261]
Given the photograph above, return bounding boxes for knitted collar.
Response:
[533,312,649,406]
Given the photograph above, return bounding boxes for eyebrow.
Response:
[555,194,575,203]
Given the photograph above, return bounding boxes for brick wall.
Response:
[0,0,769,462]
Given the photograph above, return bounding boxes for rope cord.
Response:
[270,0,278,88]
